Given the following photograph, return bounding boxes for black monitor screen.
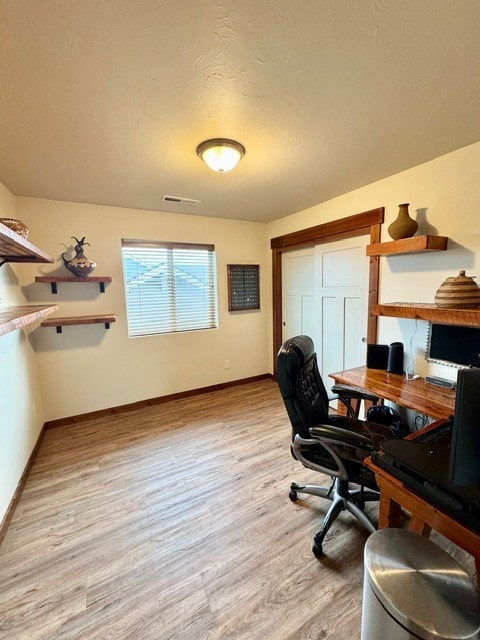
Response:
[427,323,480,368]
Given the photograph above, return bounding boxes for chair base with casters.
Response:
[289,479,379,557]
[288,427,387,557]
[276,335,397,557]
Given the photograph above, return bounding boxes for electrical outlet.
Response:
[224,359,230,369]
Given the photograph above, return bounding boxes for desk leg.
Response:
[336,402,348,416]
[351,398,361,416]
[409,516,432,538]
[335,398,370,418]
[378,493,402,529]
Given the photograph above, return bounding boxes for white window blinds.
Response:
[121,240,218,337]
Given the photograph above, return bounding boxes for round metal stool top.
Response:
[364,528,480,640]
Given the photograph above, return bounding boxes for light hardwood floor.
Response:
[0,380,379,639]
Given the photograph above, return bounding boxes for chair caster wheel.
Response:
[289,491,298,502]
[312,542,324,558]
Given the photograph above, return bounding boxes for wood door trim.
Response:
[271,208,384,373]
[270,208,384,249]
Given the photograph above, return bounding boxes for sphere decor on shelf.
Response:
[62,236,97,277]
[387,203,418,240]
[0,217,29,239]
[434,270,480,308]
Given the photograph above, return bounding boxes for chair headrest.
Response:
[277,335,315,396]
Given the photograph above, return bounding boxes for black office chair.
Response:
[277,335,397,557]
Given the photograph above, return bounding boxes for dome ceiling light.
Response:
[196,138,246,173]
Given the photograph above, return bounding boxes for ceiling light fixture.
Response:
[196,138,246,173]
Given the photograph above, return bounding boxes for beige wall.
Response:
[268,140,480,385]
[17,198,271,421]
[0,182,46,522]
[2,139,480,524]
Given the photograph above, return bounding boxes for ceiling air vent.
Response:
[162,195,201,206]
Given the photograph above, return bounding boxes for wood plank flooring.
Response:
[0,379,468,639]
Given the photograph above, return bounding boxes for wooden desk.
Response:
[365,425,480,581]
[330,366,455,419]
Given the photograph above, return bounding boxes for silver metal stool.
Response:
[361,528,480,640]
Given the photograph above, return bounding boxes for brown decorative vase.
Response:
[387,203,418,240]
[434,270,480,308]
[0,217,29,239]
[62,236,97,277]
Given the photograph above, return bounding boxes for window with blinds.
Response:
[121,240,218,337]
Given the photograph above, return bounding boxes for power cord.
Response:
[415,413,429,431]
[405,319,420,381]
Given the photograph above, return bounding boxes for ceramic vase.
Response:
[387,203,418,240]
[62,236,97,277]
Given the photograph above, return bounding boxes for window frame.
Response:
[121,239,218,338]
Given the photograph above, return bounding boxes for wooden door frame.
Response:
[271,207,384,373]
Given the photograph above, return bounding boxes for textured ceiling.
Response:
[1,1,480,222]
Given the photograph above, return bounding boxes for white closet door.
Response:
[316,236,369,380]
[281,247,321,349]
[282,236,368,380]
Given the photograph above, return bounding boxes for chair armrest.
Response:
[331,383,380,404]
[309,424,374,452]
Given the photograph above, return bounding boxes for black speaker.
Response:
[366,344,389,369]
[387,342,404,375]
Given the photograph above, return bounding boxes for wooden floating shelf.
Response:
[0,222,54,265]
[35,276,112,294]
[41,314,116,333]
[372,302,480,327]
[366,235,448,257]
[0,305,58,337]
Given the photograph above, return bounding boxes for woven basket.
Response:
[0,218,29,239]
[434,270,480,308]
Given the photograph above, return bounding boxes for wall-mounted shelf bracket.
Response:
[35,276,112,294]
[366,235,448,257]
[41,314,116,333]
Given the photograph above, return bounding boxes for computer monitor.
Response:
[427,323,480,368]
[449,367,480,486]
